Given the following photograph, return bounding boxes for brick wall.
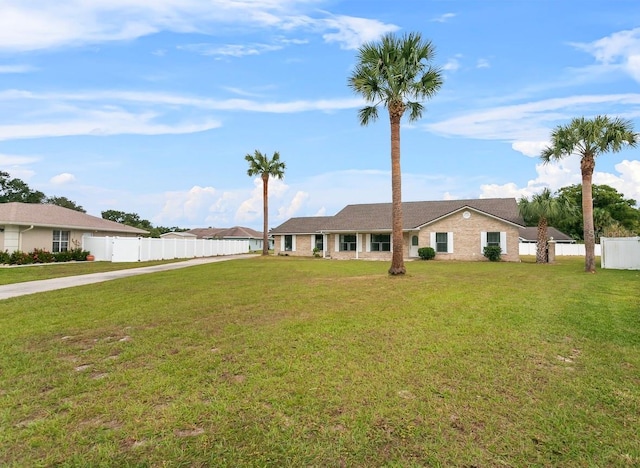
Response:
[273,210,521,262]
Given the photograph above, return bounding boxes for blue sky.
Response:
[1,0,639,231]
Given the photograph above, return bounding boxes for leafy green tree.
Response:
[348,32,443,275]
[101,210,154,233]
[541,116,638,273]
[0,171,46,203]
[519,188,573,263]
[556,184,640,239]
[245,150,286,256]
[46,196,86,212]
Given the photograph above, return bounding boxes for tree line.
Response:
[0,171,186,237]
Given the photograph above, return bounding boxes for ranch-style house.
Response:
[270,198,526,262]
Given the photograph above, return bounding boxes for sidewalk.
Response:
[0,255,257,301]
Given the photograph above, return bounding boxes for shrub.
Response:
[30,248,55,263]
[9,250,33,265]
[483,245,502,262]
[418,247,436,260]
[0,250,9,265]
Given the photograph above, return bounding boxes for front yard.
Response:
[1,256,638,466]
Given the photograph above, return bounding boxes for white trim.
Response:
[500,231,507,253]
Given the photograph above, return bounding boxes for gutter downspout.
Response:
[19,225,35,252]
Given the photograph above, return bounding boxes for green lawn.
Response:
[0,259,185,285]
[1,256,638,466]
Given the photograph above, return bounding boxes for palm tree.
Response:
[348,32,443,275]
[519,188,571,264]
[245,150,286,256]
[541,115,637,273]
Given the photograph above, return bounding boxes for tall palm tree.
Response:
[541,115,637,273]
[245,150,286,256]
[519,188,571,264]
[348,32,442,275]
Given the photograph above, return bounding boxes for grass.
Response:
[0,259,185,285]
[1,256,638,466]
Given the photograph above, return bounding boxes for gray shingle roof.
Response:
[187,226,266,239]
[269,216,334,234]
[270,199,524,233]
[0,202,149,234]
[519,226,575,242]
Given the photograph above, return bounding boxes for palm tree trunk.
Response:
[581,155,596,273]
[388,106,405,275]
[262,174,269,256]
[536,217,548,264]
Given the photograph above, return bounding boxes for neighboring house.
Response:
[159,231,197,240]
[518,227,575,243]
[187,226,273,251]
[270,198,525,262]
[0,202,148,254]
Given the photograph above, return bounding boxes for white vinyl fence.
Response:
[519,243,601,257]
[601,237,640,270]
[83,236,249,262]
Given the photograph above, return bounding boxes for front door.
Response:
[409,234,419,258]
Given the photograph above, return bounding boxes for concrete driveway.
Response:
[0,255,257,301]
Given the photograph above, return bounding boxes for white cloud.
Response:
[0,154,40,165]
[0,64,36,73]
[179,42,284,57]
[50,173,75,185]
[236,176,291,223]
[0,88,363,141]
[427,93,640,156]
[479,155,640,205]
[431,13,456,23]
[0,113,221,140]
[156,185,219,224]
[571,27,640,83]
[594,159,640,203]
[511,140,548,157]
[276,190,309,219]
[0,1,398,53]
[476,58,490,69]
[0,154,39,180]
[321,15,399,50]
[442,57,461,72]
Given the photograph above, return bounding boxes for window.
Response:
[314,234,323,251]
[481,231,507,254]
[340,234,357,251]
[435,232,448,253]
[53,230,70,252]
[284,235,293,251]
[370,234,391,252]
[411,235,419,246]
[487,232,500,247]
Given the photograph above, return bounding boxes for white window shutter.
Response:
[366,234,371,252]
[358,234,363,252]
[500,232,507,253]
[480,232,487,252]
[448,232,454,253]
[430,232,436,248]
[335,235,340,252]
[312,234,316,252]
[292,235,296,252]
[280,236,285,251]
